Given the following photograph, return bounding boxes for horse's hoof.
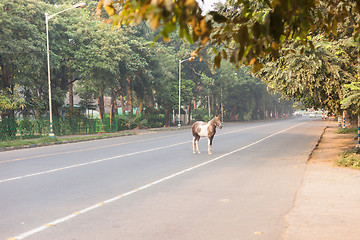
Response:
[208,152,213,155]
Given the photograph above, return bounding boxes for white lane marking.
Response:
[217,122,276,136]
[9,121,306,240]
[0,141,189,183]
[0,134,186,164]
[1,121,276,165]
[0,121,295,184]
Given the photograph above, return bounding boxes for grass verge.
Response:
[0,132,135,149]
[337,147,360,169]
[336,127,357,134]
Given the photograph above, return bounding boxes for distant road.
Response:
[0,117,326,240]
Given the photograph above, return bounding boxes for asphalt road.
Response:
[0,117,326,240]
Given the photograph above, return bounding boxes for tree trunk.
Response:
[164,108,170,127]
[98,93,105,120]
[98,93,105,132]
[68,80,74,108]
[1,62,11,89]
[138,98,143,115]
[134,98,143,130]
[228,106,237,120]
[110,89,118,119]
[126,75,133,112]
[211,93,216,115]
[35,89,41,118]
[66,64,74,108]
[119,95,125,115]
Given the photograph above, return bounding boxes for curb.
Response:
[0,132,136,152]
[0,126,193,152]
[305,125,329,163]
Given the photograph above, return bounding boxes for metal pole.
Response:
[221,84,223,123]
[45,13,54,137]
[45,3,86,137]
[178,60,181,128]
[178,57,195,127]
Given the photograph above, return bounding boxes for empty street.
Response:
[1,118,325,240]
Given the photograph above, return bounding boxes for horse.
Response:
[192,114,223,155]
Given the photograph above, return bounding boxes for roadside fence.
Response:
[0,114,173,141]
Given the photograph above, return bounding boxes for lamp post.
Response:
[45,2,86,137]
[178,57,194,128]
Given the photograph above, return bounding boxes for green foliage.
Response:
[337,147,360,169]
[0,85,25,115]
[259,35,357,115]
[97,0,360,72]
[192,108,211,122]
[19,118,38,138]
[1,0,48,116]
[94,0,360,119]
[341,82,360,115]
[336,127,357,134]
[0,136,58,148]
[1,0,295,135]
[0,117,18,140]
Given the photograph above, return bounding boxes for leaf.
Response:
[104,5,116,16]
[149,15,160,30]
[214,53,221,68]
[184,0,196,7]
[222,50,227,60]
[210,12,228,23]
[238,25,249,46]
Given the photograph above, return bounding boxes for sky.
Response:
[197,0,226,13]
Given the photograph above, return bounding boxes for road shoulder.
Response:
[283,122,360,240]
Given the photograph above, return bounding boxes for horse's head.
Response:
[214,114,223,129]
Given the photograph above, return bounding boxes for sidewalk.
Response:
[283,121,360,240]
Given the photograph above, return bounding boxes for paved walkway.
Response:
[284,122,360,240]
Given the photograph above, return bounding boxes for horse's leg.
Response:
[208,135,214,154]
[196,136,201,154]
[192,136,196,154]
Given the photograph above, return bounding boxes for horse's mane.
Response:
[208,116,219,126]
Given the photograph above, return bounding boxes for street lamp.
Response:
[45,2,86,137]
[178,56,195,128]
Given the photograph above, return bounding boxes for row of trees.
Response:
[97,0,360,120]
[0,0,293,132]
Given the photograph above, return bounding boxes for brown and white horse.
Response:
[192,115,223,155]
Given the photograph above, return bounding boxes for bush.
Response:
[192,108,210,122]
[337,147,360,169]
[141,114,165,128]
[18,117,42,138]
[116,115,139,130]
[337,127,357,134]
[0,117,18,140]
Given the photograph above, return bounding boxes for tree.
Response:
[0,0,47,117]
[96,0,360,70]
[257,1,359,114]
[94,0,360,119]
[259,36,357,115]
[0,85,25,117]
[0,0,297,133]
[74,21,132,120]
[342,82,360,115]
